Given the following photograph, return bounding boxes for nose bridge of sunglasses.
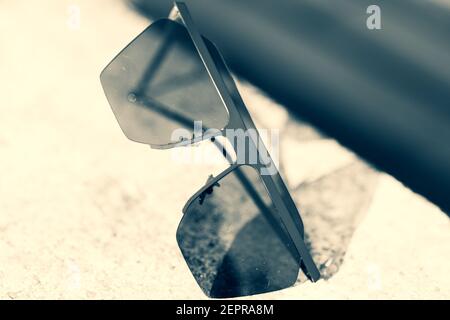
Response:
[189,138,238,206]
[198,174,221,205]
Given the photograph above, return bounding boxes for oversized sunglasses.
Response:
[100,1,320,298]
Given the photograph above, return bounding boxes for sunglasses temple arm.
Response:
[210,139,298,258]
[233,166,304,263]
[180,8,307,238]
[262,174,321,281]
[172,2,320,280]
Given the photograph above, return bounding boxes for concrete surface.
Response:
[0,0,449,299]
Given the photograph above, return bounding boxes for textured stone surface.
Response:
[0,0,449,299]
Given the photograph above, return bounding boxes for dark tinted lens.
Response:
[100,19,229,146]
[177,165,300,298]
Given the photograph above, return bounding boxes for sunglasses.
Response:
[100,1,320,298]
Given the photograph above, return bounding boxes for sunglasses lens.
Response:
[177,165,301,298]
[100,19,229,146]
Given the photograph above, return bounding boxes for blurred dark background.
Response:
[131,0,450,214]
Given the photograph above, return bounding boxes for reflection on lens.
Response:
[177,165,300,298]
[100,19,229,146]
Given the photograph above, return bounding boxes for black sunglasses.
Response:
[100,1,320,298]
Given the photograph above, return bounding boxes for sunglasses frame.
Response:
[171,1,320,283]
[101,0,320,290]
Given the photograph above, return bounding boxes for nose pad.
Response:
[198,174,221,205]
